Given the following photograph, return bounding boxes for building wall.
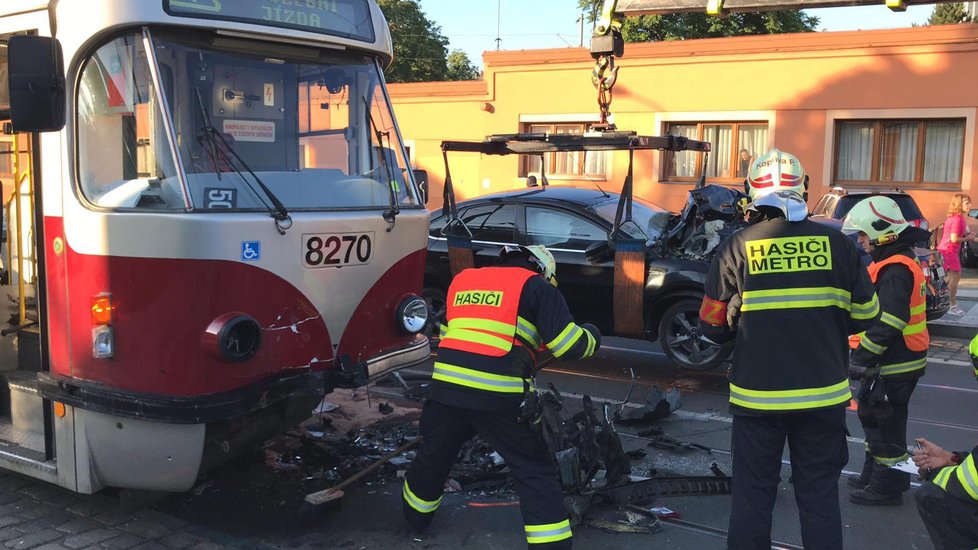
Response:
[388,23,978,229]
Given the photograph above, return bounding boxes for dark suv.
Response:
[810,187,949,320]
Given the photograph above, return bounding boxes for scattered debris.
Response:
[378,402,394,415]
[618,387,682,425]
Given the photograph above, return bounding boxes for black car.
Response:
[810,187,949,320]
[424,185,747,371]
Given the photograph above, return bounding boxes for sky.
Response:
[418,0,936,68]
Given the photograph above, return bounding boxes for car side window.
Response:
[526,207,606,251]
[461,204,518,243]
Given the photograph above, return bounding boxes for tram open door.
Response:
[0,31,63,484]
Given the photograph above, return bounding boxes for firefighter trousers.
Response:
[727,407,848,550]
[915,480,978,550]
[402,399,571,549]
[856,377,918,495]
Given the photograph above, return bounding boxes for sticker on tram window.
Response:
[204,188,238,208]
[303,232,373,268]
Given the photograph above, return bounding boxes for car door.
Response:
[522,205,615,333]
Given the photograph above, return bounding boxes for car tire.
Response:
[961,243,978,269]
[658,298,732,371]
[422,286,447,348]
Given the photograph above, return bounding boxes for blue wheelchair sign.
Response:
[241,241,261,261]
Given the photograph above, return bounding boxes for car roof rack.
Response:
[441,131,711,155]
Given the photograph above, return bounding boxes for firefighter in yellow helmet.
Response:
[698,149,880,549]
[402,244,600,549]
[841,196,932,506]
[910,333,978,548]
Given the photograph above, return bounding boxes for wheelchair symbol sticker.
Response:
[241,241,261,261]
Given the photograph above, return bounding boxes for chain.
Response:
[592,54,619,129]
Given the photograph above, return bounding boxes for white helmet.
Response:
[841,196,910,245]
[745,149,809,222]
[500,244,557,287]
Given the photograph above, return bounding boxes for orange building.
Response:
[388,23,978,228]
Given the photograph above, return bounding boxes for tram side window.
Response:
[77,33,185,210]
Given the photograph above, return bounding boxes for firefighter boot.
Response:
[846,452,873,489]
[850,488,902,506]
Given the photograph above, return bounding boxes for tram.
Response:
[0,0,430,493]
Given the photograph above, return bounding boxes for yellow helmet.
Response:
[841,196,910,245]
[500,244,557,286]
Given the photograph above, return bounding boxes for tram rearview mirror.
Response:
[413,169,429,204]
[7,35,65,132]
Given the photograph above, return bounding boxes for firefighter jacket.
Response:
[850,233,930,380]
[929,444,978,507]
[432,264,599,411]
[698,217,880,414]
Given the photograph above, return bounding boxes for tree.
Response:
[446,49,481,81]
[927,3,974,24]
[577,0,819,41]
[378,0,449,83]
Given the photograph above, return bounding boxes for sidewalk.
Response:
[929,267,978,340]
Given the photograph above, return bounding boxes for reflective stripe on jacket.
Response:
[933,449,978,504]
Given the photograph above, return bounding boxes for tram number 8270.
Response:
[303,232,373,268]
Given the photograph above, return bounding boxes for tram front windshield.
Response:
[77,28,417,211]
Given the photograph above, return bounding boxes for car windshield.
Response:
[590,197,672,241]
[836,195,924,221]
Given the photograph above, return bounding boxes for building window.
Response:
[834,118,965,187]
[661,122,768,183]
[519,123,608,179]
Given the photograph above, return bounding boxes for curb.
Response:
[928,322,978,339]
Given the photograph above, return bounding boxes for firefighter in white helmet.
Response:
[841,196,931,506]
[403,244,600,549]
[698,148,880,549]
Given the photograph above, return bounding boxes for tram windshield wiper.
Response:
[193,87,293,234]
[363,97,399,230]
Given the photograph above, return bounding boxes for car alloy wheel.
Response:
[658,298,731,371]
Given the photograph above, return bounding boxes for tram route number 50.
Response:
[303,232,373,268]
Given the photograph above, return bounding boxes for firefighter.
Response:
[698,148,880,550]
[910,334,978,549]
[402,244,600,549]
[841,196,932,506]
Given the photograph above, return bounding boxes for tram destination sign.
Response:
[164,0,374,42]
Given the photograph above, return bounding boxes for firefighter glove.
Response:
[581,323,602,353]
[517,391,542,425]
[848,356,879,381]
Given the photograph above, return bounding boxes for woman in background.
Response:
[937,194,975,315]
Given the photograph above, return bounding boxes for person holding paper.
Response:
[910,335,978,550]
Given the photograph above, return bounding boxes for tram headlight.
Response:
[396,296,429,334]
[92,326,114,359]
[203,313,262,363]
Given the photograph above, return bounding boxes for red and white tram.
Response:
[0,0,430,493]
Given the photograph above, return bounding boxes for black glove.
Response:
[517,391,542,424]
[581,323,601,353]
[848,356,880,381]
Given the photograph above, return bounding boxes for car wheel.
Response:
[422,286,447,347]
[658,298,732,371]
[961,243,978,269]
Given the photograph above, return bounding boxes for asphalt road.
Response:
[0,337,973,549]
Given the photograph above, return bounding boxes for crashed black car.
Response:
[424,183,747,371]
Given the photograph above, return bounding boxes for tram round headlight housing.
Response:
[203,313,262,362]
[396,296,429,334]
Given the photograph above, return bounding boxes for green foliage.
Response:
[577,0,819,41]
[378,0,449,82]
[927,3,974,25]
[447,49,481,81]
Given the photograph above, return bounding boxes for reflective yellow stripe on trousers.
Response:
[729,380,852,411]
[403,480,441,514]
[525,519,572,544]
[432,362,526,393]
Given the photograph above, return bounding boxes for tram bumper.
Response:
[329,335,431,389]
